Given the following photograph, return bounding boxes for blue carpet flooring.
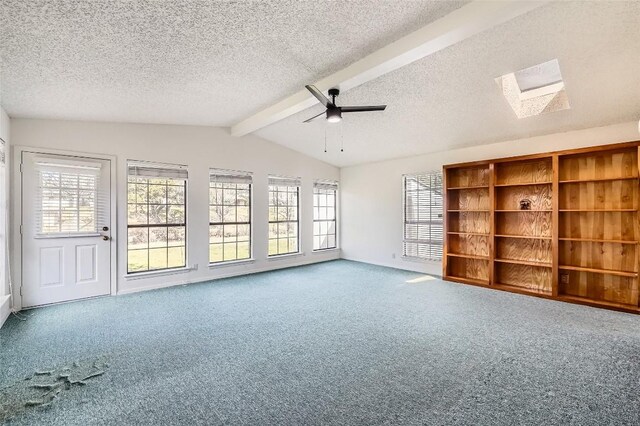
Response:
[1,259,640,425]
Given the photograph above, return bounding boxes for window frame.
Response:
[208,170,253,265]
[313,182,338,251]
[34,160,104,238]
[402,171,443,261]
[126,162,188,274]
[268,177,301,257]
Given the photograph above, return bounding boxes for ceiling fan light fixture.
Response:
[326,108,342,123]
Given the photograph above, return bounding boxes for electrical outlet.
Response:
[560,273,569,284]
[392,253,396,259]
[192,263,199,271]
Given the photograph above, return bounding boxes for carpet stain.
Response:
[0,356,109,423]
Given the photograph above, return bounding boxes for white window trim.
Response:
[402,171,444,262]
[126,159,189,275]
[208,168,254,265]
[267,176,301,257]
[312,181,338,252]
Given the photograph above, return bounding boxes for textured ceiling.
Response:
[256,1,640,166]
[1,1,639,167]
[0,0,467,127]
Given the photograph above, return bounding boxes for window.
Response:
[313,181,337,250]
[36,159,103,236]
[0,139,5,291]
[403,172,443,260]
[268,176,300,256]
[209,169,252,263]
[127,161,187,273]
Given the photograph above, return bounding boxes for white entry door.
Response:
[21,152,112,307]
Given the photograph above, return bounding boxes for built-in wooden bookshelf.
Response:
[444,165,492,285]
[443,141,640,314]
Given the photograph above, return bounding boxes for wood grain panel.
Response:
[448,188,490,210]
[447,211,490,234]
[558,211,637,241]
[448,234,489,257]
[447,166,489,188]
[559,149,638,181]
[448,257,489,281]
[496,238,552,263]
[559,271,638,306]
[559,241,637,273]
[559,180,638,210]
[495,263,552,293]
[495,184,552,211]
[496,211,552,237]
[496,159,552,185]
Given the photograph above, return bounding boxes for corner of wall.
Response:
[0,106,12,328]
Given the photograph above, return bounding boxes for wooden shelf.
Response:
[445,275,489,286]
[444,142,640,314]
[494,283,552,296]
[559,237,638,245]
[559,176,639,183]
[559,209,638,212]
[495,209,552,212]
[447,253,489,261]
[446,185,489,190]
[494,181,552,187]
[558,264,638,278]
[495,234,551,240]
[495,258,552,268]
[558,295,640,313]
[447,231,489,236]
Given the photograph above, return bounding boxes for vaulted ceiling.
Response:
[1,1,639,166]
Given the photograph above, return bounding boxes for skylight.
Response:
[496,59,570,119]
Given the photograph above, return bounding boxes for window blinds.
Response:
[35,158,105,236]
[209,168,253,184]
[313,180,338,191]
[128,161,188,180]
[268,175,301,187]
[403,171,443,261]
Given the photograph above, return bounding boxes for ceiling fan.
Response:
[303,85,386,123]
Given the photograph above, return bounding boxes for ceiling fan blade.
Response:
[303,110,326,123]
[305,85,332,107]
[341,105,387,112]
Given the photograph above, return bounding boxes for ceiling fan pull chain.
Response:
[324,126,328,153]
[340,124,344,152]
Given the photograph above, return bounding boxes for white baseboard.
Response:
[118,256,340,295]
[0,294,11,329]
[341,255,442,277]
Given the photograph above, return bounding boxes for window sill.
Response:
[312,248,340,254]
[402,256,442,263]
[209,258,255,269]
[125,266,193,280]
[267,252,305,261]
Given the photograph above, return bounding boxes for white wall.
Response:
[340,121,640,276]
[0,106,11,327]
[10,118,340,305]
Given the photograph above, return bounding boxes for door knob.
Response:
[102,236,110,241]
[103,226,109,231]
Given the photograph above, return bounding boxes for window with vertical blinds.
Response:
[403,171,443,260]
